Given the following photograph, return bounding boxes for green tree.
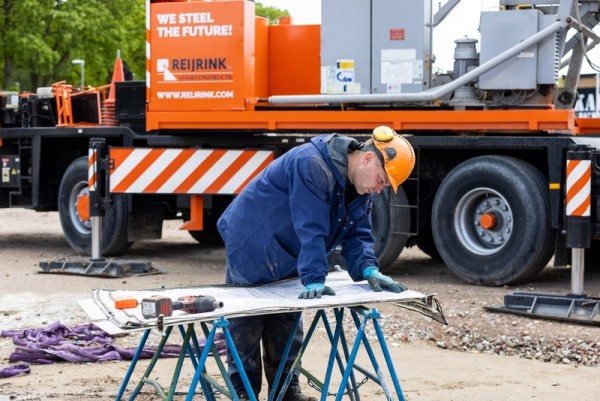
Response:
[255,2,290,25]
[0,0,145,91]
[0,1,287,91]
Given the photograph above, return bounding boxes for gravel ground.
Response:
[0,209,599,400]
[350,256,600,368]
[363,306,599,367]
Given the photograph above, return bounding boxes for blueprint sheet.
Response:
[79,271,446,334]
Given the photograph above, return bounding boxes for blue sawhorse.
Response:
[115,306,406,401]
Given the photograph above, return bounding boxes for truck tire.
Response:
[58,156,133,256]
[432,156,555,286]
[329,186,410,270]
[375,186,411,271]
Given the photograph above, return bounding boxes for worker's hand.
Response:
[298,283,336,299]
[363,266,407,293]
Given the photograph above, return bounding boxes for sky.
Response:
[258,0,600,75]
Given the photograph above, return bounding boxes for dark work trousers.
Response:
[226,313,304,398]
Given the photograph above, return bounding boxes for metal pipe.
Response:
[89,138,107,261]
[571,248,585,295]
[91,216,103,261]
[560,39,599,70]
[268,19,568,105]
[558,37,586,108]
[559,11,600,69]
[433,0,462,26]
[565,146,592,296]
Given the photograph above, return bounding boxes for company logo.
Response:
[156,58,232,82]
[171,58,227,71]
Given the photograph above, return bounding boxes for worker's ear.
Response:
[364,151,375,165]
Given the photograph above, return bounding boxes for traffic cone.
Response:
[107,53,125,101]
[102,51,125,126]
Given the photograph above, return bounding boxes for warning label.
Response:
[390,29,405,40]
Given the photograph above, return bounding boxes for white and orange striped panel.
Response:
[88,148,97,190]
[109,148,273,194]
[566,159,591,217]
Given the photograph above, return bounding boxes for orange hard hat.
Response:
[371,126,415,192]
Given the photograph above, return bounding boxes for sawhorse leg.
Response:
[275,311,323,401]
[276,307,406,401]
[267,312,302,401]
[275,310,358,401]
[197,322,249,400]
[124,325,175,401]
[116,307,407,401]
[116,328,151,401]
[346,308,405,401]
[322,308,360,401]
[115,323,214,401]
[187,317,257,401]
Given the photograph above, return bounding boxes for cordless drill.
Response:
[141,295,223,319]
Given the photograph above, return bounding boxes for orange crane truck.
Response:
[1,0,599,289]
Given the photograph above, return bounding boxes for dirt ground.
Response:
[0,208,599,400]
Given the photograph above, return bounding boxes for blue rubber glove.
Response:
[298,283,336,299]
[363,266,408,293]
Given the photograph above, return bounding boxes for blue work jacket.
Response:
[217,134,378,286]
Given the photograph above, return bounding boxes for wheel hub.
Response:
[479,212,497,230]
[68,181,92,234]
[76,193,90,223]
[455,188,513,256]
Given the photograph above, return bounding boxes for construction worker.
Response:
[217,126,415,401]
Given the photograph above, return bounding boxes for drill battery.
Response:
[141,295,174,319]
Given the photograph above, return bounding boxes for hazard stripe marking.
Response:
[144,149,195,193]
[205,150,254,193]
[109,148,139,191]
[123,149,178,193]
[176,151,226,193]
[88,149,97,190]
[111,148,157,193]
[565,159,591,217]
[109,148,274,195]
[233,154,273,194]
[187,151,243,194]
[221,151,273,194]
[159,150,213,193]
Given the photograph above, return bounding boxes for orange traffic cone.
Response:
[102,51,125,126]
[107,53,125,101]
